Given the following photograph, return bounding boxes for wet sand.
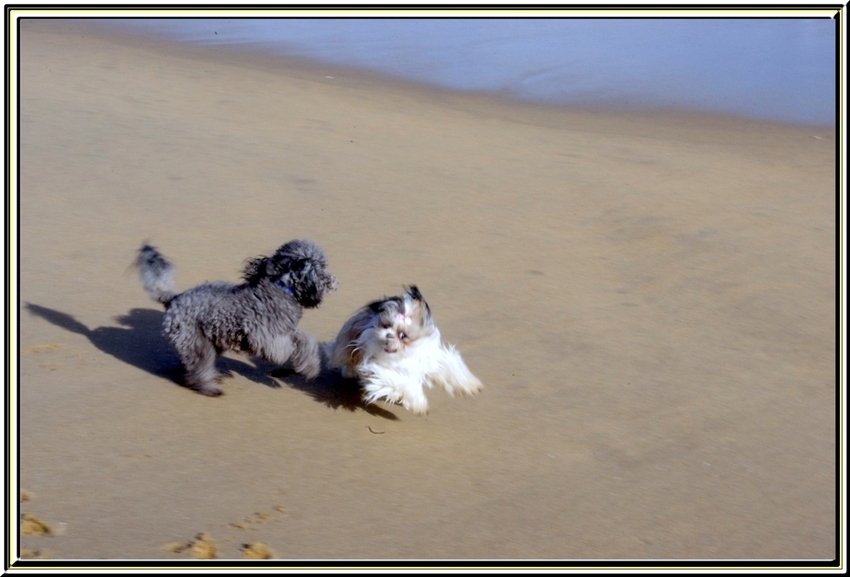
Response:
[15,19,836,561]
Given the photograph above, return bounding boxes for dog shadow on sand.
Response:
[24,303,397,420]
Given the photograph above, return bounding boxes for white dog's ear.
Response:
[404,285,423,301]
[367,295,402,316]
[404,285,432,320]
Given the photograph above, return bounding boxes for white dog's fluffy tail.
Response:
[135,244,176,306]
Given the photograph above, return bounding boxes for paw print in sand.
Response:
[21,514,52,536]
[162,532,218,559]
[241,542,278,559]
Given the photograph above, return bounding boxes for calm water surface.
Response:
[103,18,836,126]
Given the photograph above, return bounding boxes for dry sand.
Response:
[14,20,836,561]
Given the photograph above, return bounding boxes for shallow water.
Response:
[103,17,835,126]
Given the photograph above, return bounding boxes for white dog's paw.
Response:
[435,346,483,397]
[401,394,429,415]
[459,375,483,396]
[361,384,401,406]
[362,382,429,415]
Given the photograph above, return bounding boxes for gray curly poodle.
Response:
[135,239,337,396]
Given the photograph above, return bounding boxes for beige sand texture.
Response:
[16,20,836,561]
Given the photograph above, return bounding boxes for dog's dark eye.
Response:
[380,322,391,330]
[398,331,407,340]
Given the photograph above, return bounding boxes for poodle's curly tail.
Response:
[135,244,176,307]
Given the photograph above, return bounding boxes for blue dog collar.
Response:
[276,280,294,295]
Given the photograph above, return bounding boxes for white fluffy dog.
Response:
[327,285,482,415]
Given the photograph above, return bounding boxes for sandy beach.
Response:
[14,19,836,561]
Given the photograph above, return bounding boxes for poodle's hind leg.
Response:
[181,340,224,396]
[290,329,322,380]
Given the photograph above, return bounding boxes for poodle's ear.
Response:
[274,255,326,307]
[268,255,308,279]
[242,255,269,284]
[266,256,305,289]
[289,258,309,274]
[297,274,321,307]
